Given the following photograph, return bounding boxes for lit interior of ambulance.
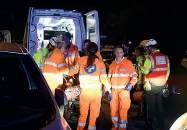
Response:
[31,16,83,52]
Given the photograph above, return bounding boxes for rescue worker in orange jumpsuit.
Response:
[82,39,102,60]
[141,39,170,130]
[61,32,79,67]
[108,45,138,130]
[42,40,68,96]
[67,42,111,130]
[61,32,80,85]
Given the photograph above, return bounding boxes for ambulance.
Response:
[23,7,100,56]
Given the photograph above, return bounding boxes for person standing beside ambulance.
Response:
[108,45,138,130]
[61,32,79,67]
[42,40,68,96]
[67,42,111,130]
[61,32,80,85]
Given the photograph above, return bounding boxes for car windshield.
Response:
[0,53,56,129]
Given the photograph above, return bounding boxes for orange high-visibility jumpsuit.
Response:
[69,56,111,130]
[42,48,68,96]
[108,57,138,130]
[65,43,80,85]
[65,43,79,67]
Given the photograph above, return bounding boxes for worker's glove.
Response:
[102,90,106,96]
[108,93,112,102]
[143,81,151,91]
[125,83,133,91]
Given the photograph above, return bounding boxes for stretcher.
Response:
[62,76,81,123]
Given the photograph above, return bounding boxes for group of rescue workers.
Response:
[33,31,170,130]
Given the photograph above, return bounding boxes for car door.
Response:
[85,10,100,51]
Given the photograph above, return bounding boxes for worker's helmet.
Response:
[140,40,149,46]
[49,37,57,46]
[144,39,157,47]
[133,91,144,102]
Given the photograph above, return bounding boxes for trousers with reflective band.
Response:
[77,89,101,130]
[146,52,169,86]
[110,89,130,130]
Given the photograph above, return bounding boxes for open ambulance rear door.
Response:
[85,10,100,51]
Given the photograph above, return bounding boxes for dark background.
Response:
[0,1,185,63]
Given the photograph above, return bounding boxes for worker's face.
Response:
[115,48,124,59]
[135,49,140,56]
[62,35,70,46]
[60,45,67,53]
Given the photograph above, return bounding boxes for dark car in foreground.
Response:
[0,42,71,130]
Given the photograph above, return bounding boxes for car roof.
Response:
[0,42,28,54]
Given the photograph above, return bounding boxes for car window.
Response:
[0,53,56,129]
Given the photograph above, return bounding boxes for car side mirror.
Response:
[55,88,68,107]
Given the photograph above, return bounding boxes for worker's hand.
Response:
[102,90,105,96]
[125,83,133,91]
[108,93,112,102]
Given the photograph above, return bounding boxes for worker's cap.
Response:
[49,37,57,46]
[145,39,157,47]
[140,40,149,46]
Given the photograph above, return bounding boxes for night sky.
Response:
[0,1,185,62]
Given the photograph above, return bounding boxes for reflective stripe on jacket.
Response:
[141,50,170,86]
[69,56,111,90]
[109,57,138,89]
[65,43,79,67]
